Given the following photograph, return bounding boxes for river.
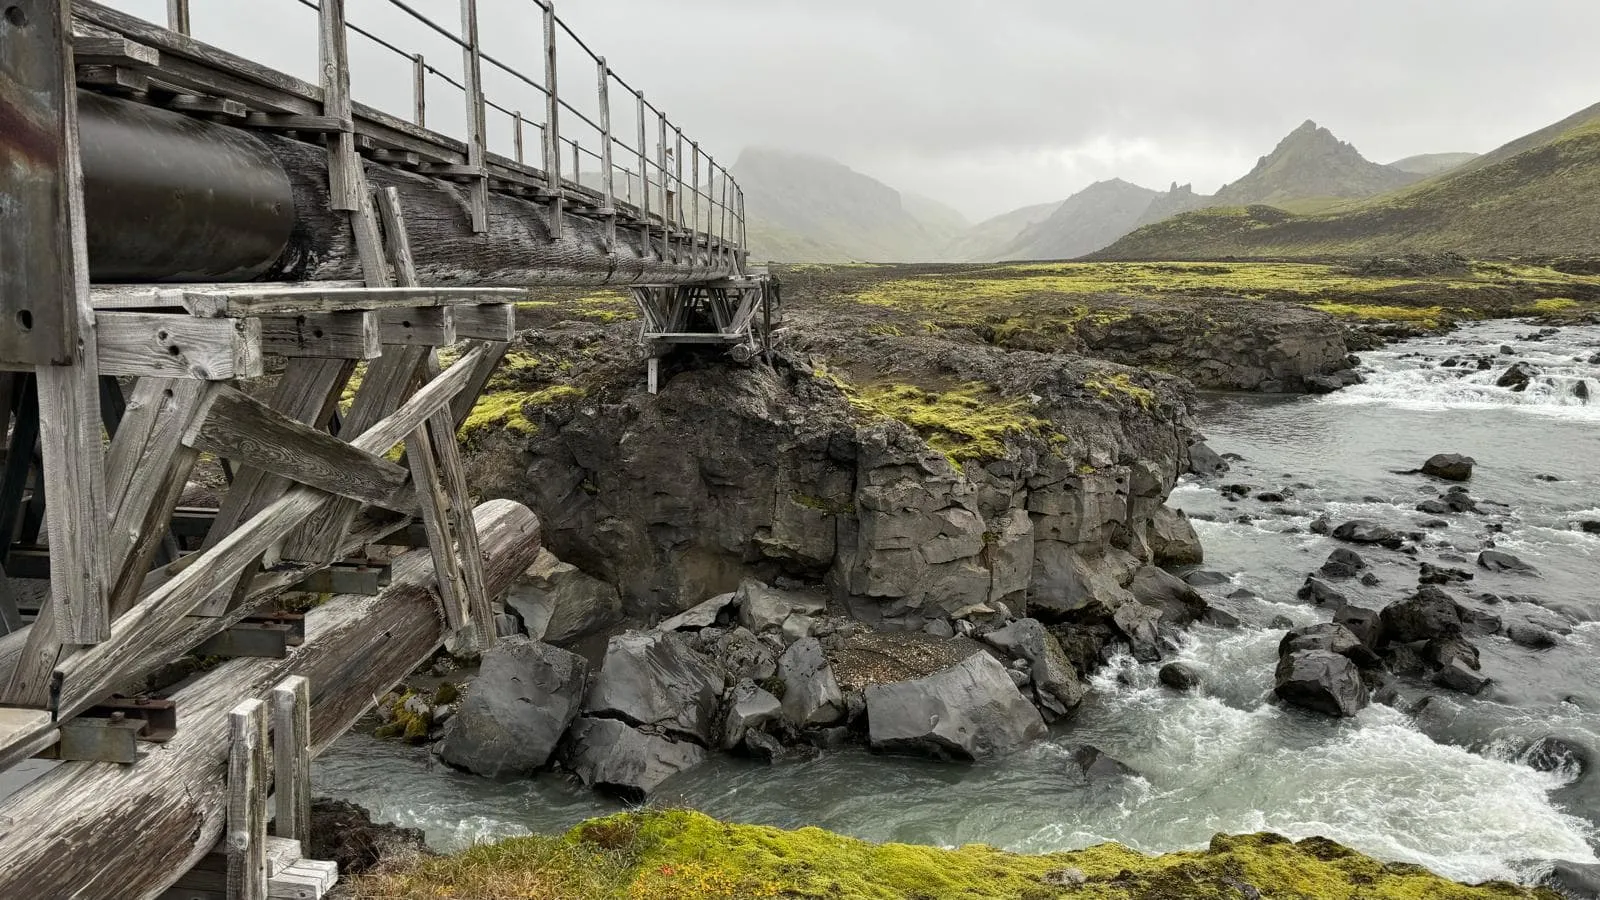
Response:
[315,319,1600,886]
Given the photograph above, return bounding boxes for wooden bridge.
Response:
[0,0,770,896]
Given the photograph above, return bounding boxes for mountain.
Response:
[1134,182,1213,228]
[997,179,1161,260]
[900,193,970,246]
[1092,103,1600,260]
[1388,152,1479,176]
[733,149,954,263]
[943,201,1062,261]
[1211,120,1423,206]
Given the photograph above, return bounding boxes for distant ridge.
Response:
[1211,120,1421,206]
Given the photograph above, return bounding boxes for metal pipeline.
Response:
[78,91,296,282]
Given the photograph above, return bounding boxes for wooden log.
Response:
[0,500,541,900]
[227,698,269,900]
[183,386,410,508]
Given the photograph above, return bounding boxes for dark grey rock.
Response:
[1148,506,1204,566]
[1184,570,1231,587]
[865,652,1046,760]
[436,637,588,777]
[1524,736,1589,778]
[1275,650,1369,717]
[1203,607,1242,628]
[1112,601,1164,662]
[564,717,706,801]
[714,627,779,682]
[1419,562,1473,585]
[1320,547,1367,579]
[1333,602,1384,648]
[981,617,1084,715]
[1332,520,1404,549]
[584,631,725,745]
[504,550,623,647]
[1130,566,1208,628]
[1543,860,1600,899]
[777,637,843,727]
[1423,636,1481,671]
[1298,576,1348,607]
[738,579,828,634]
[1421,453,1475,482]
[1433,659,1491,695]
[1187,441,1230,476]
[1507,623,1558,649]
[1158,661,1201,691]
[1496,361,1537,391]
[1416,499,1453,515]
[657,592,737,631]
[1478,549,1540,576]
[1073,745,1137,780]
[1380,585,1465,644]
[721,679,782,751]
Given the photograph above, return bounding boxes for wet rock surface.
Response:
[435,637,588,778]
[865,651,1047,761]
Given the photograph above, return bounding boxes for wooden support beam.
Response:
[165,94,249,118]
[450,304,516,341]
[72,35,160,68]
[259,312,381,360]
[405,422,467,633]
[182,286,527,318]
[0,500,541,900]
[318,0,358,214]
[184,386,410,508]
[75,64,150,93]
[377,308,455,346]
[458,0,489,233]
[227,698,269,900]
[98,312,264,380]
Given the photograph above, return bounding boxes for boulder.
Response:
[435,637,587,778]
[1187,442,1229,476]
[865,652,1047,760]
[1331,520,1404,549]
[1158,662,1201,691]
[981,618,1084,715]
[583,631,725,745]
[1496,361,1536,391]
[1506,623,1558,649]
[1478,549,1540,576]
[1379,585,1464,644]
[1421,453,1475,482]
[1423,636,1481,671]
[1433,659,1491,695]
[504,549,623,647]
[1184,570,1231,587]
[1320,548,1367,579]
[1129,566,1208,627]
[721,680,783,751]
[1333,602,1384,649]
[1279,623,1379,669]
[1297,576,1348,607]
[1524,736,1589,777]
[563,717,706,801]
[1543,861,1600,900]
[1073,746,1137,781]
[1416,499,1452,515]
[1275,650,1369,718]
[657,592,737,632]
[1147,506,1204,566]
[738,579,828,634]
[1418,563,1473,585]
[714,627,779,681]
[776,637,844,727]
[1111,601,1164,662]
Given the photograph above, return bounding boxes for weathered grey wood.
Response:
[183,287,526,318]
[411,53,425,127]
[542,0,563,237]
[318,0,360,214]
[227,698,269,900]
[75,63,150,93]
[54,345,488,716]
[259,312,381,360]
[377,308,455,346]
[72,35,160,67]
[375,187,418,288]
[184,386,410,507]
[0,500,541,900]
[458,0,489,232]
[427,400,493,648]
[237,113,349,133]
[450,304,516,341]
[271,676,312,845]
[98,313,264,380]
[166,94,249,118]
[448,340,512,428]
[166,0,191,35]
[405,423,466,633]
[597,57,617,250]
[92,282,359,311]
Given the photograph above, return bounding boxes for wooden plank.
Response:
[166,0,191,35]
[184,386,410,507]
[318,0,360,215]
[427,395,493,648]
[183,287,527,318]
[405,425,466,632]
[227,698,269,900]
[75,64,150,94]
[450,304,516,341]
[165,95,250,118]
[238,113,349,134]
[377,308,454,346]
[259,312,381,360]
[91,282,360,311]
[458,0,489,232]
[53,345,490,716]
[72,35,160,67]
[98,313,264,380]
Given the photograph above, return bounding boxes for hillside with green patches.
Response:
[1094,104,1600,260]
[350,809,1554,900]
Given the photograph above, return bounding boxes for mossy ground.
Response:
[815,368,1056,465]
[350,809,1554,900]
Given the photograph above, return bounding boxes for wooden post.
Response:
[737,186,747,271]
[166,0,190,35]
[675,126,685,232]
[411,53,426,127]
[719,165,731,265]
[542,0,563,238]
[658,114,670,259]
[319,0,359,213]
[458,0,489,233]
[513,110,524,164]
[271,676,312,845]
[635,90,650,255]
[691,141,701,262]
[597,57,617,249]
[227,698,269,900]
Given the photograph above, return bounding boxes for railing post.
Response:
[657,113,669,259]
[166,0,190,35]
[719,165,730,263]
[411,53,426,127]
[597,57,617,252]
[458,0,489,233]
[318,0,359,212]
[513,110,524,164]
[691,141,700,263]
[542,0,564,238]
[738,187,747,272]
[674,126,684,231]
[636,90,650,256]
[570,139,579,188]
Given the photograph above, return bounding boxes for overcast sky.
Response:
[113,0,1600,221]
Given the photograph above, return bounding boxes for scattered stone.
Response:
[1506,623,1558,649]
[1159,661,1202,691]
[1280,623,1381,669]
[1297,576,1348,607]
[1309,516,1332,536]
[1543,861,1600,899]
[1148,506,1204,566]
[1333,603,1384,649]
[1575,380,1590,401]
[584,631,725,745]
[1433,659,1491,695]
[981,618,1085,715]
[1380,585,1464,643]
[1072,745,1137,780]
[1184,570,1232,587]
[1332,520,1404,549]
[1041,868,1088,887]
[657,592,737,632]
[1496,361,1537,391]
[1255,490,1290,503]
[1421,453,1475,482]
[1476,357,1493,370]
[1478,549,1540,576]
[564,717,707,801]
[738,579,828,634]
[865,652,1046,760]
[435,637,588,778]
[923,619,955,638]
[721,680,783,751]
[1203,607,1242,628]
[1360,572,1381,587]
[715,627,779,682]
[1222,484,1254,498]
[1415,499,1452,515]
[504,549,623,646]
[1320,548,1367,579]
[1523,736,1589,778]
[307,798,431,877]
[1112,601,1164,662]
[1275,650,1369,717]
[777,637,844,727]
[1130,566,1208,628]
[1187,442,1230,476]
[1419,562,1473,585]
[1580,520,1600,535]
[1423,636,1481,671]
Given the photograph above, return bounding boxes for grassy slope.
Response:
[1095,111,1600,260]
[350,809,1554,900]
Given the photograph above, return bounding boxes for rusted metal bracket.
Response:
[86,696,178,742]
[194,622,293,660]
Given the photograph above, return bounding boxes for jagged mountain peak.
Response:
[1214,119,1421,206]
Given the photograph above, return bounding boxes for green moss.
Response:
[352,810,1552,900]
[789,493,855,515]
[848,382,1051,464]
[1082,372,1157,411]
[433,681,460,706]
[1529,297,1578,312]
[1309,302,1453,329]
[373,691,432,744]
[459,385,585,440]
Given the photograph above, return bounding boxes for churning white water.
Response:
[314,319,1600,884]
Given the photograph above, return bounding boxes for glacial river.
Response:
[316,319,1600,886]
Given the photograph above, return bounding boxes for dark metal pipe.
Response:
[78,91,295,282]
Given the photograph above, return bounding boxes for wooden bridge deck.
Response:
[0,1,766,897]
